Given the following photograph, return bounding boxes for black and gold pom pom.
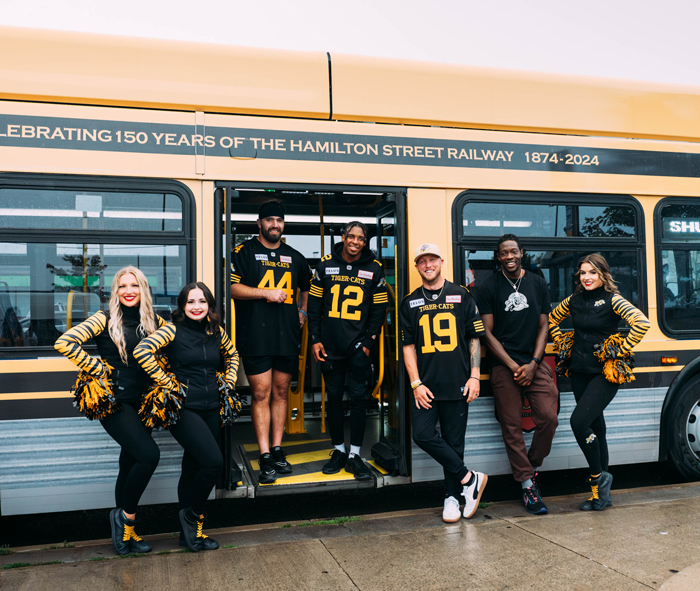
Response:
[594,333,635,384]
[139,373,186,429]
[553,331,574,377]
[71,363,121,420]
[217,371,241,426]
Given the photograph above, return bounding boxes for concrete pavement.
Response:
[2,481,700,590]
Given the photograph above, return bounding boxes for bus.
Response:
[1,25,700,516]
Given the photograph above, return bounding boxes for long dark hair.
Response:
[574,253,619,294]
[172,282,221,337]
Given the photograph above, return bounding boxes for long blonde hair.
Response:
[108,266,158,364]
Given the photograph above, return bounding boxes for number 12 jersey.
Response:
[400,281,485,400]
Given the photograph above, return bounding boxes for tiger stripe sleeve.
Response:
[156,314,168,328]
[611,294,650,353]
[548,296,572,345]
[219,327,240,388]
[54,311,109,377]
[133,324,177,385]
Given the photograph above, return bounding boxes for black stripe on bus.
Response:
[0,371,76,394]
[0,399,79,421]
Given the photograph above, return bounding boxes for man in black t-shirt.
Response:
[308,221,389,481]
[230,200,311,484]
[400,243,488,523]
[476,234,558,515]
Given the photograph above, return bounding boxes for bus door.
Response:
[215,184,408,497]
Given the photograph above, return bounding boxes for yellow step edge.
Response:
[242,438,330,452]
[285,449,334,465]
[259,470,355,486]
[0,391,73,401]
[367,460,388,475]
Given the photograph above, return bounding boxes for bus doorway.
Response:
[214,184,408,497]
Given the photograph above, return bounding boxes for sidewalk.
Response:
[2,482,700,590]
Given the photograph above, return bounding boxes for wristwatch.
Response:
[532,357,542,365]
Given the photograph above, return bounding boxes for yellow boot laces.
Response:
[123,524,139,542]
[587,484,600,502]
[196,520,208,539]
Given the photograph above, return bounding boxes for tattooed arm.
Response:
[464,337,481,403]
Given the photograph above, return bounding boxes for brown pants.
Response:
[490,363,559,483]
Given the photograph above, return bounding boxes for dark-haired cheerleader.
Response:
[549,254,649,511]
[55,266,167,555]
[134,282,238,552]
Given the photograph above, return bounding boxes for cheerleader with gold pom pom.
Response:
[55,267,167,556]
[549,254,649,512]
[134,282,238,552]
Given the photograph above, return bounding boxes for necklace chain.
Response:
[502,269,524,292]
[422,280,446,301]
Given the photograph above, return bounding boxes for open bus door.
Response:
[215,185,409,498]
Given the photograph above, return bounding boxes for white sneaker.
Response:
[462,471,488,519]
[442,496,461,523]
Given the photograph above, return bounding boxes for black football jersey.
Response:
[308,243,389,358]
[231,238,311,357]
[400,281,485,400]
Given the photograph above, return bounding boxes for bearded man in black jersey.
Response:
[400,244,488,523]
[308,221,389,481]
[230,200,311,484]
[476,234,558,515]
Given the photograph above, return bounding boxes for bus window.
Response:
[462,202,636,239]
[656,201,700,335]
[0,178,194,350]
[455,192,644,336]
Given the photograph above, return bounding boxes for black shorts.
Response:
[243,355,298,376]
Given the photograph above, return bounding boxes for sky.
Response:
[2,0,700,87]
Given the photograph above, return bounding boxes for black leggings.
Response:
[570,372,619,475]
[100,401,160,514]
[168,408,222,515]
[321,349,373,448]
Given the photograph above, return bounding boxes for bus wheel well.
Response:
[663,372,700,480]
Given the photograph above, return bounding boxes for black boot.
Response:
[179,508,204,552]
[579,473,613,511]
[110,508,135,555]
[128,527,152,554]
[179,528,219,551]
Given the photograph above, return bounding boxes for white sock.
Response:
[335,443,346,454]
[349,445,361,458]
[521,478,534,489]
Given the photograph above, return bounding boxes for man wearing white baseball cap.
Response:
[399,243,489,522]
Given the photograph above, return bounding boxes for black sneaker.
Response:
[179,530,219,551]
[579,474,612,511]
[523,486,548,515]
[345,454,373,481]
[531,469,542,496]
[258,453,277,484]
[322,449,348,474]
[271,446,293,474]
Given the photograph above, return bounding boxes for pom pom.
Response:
[139,374,186,429]
[71,363,121,420]
[553,332,574,377]
[594,333,635,384]
[217,371,241,426]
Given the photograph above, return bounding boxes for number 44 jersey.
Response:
[308,243,389,359]
[231,238,311,357]
[400,281,485,400]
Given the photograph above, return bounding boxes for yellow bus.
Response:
[2,25,700,516]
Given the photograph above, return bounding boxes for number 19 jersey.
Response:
[400,281,485,400]
[231,238,311,357]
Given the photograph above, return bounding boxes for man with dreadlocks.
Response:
[549,253,649,511]
[476,234,559,516]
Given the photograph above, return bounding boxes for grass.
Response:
[89,557,109,562]
[118,553,147,559]
[2,562,33,570]
[478,502,492,509]
[49,542,75,550]
[37,561,61,566]
[222,544,238,549]
[297,516,361,528]
[0,545,13,556]
[280,524,292,529]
